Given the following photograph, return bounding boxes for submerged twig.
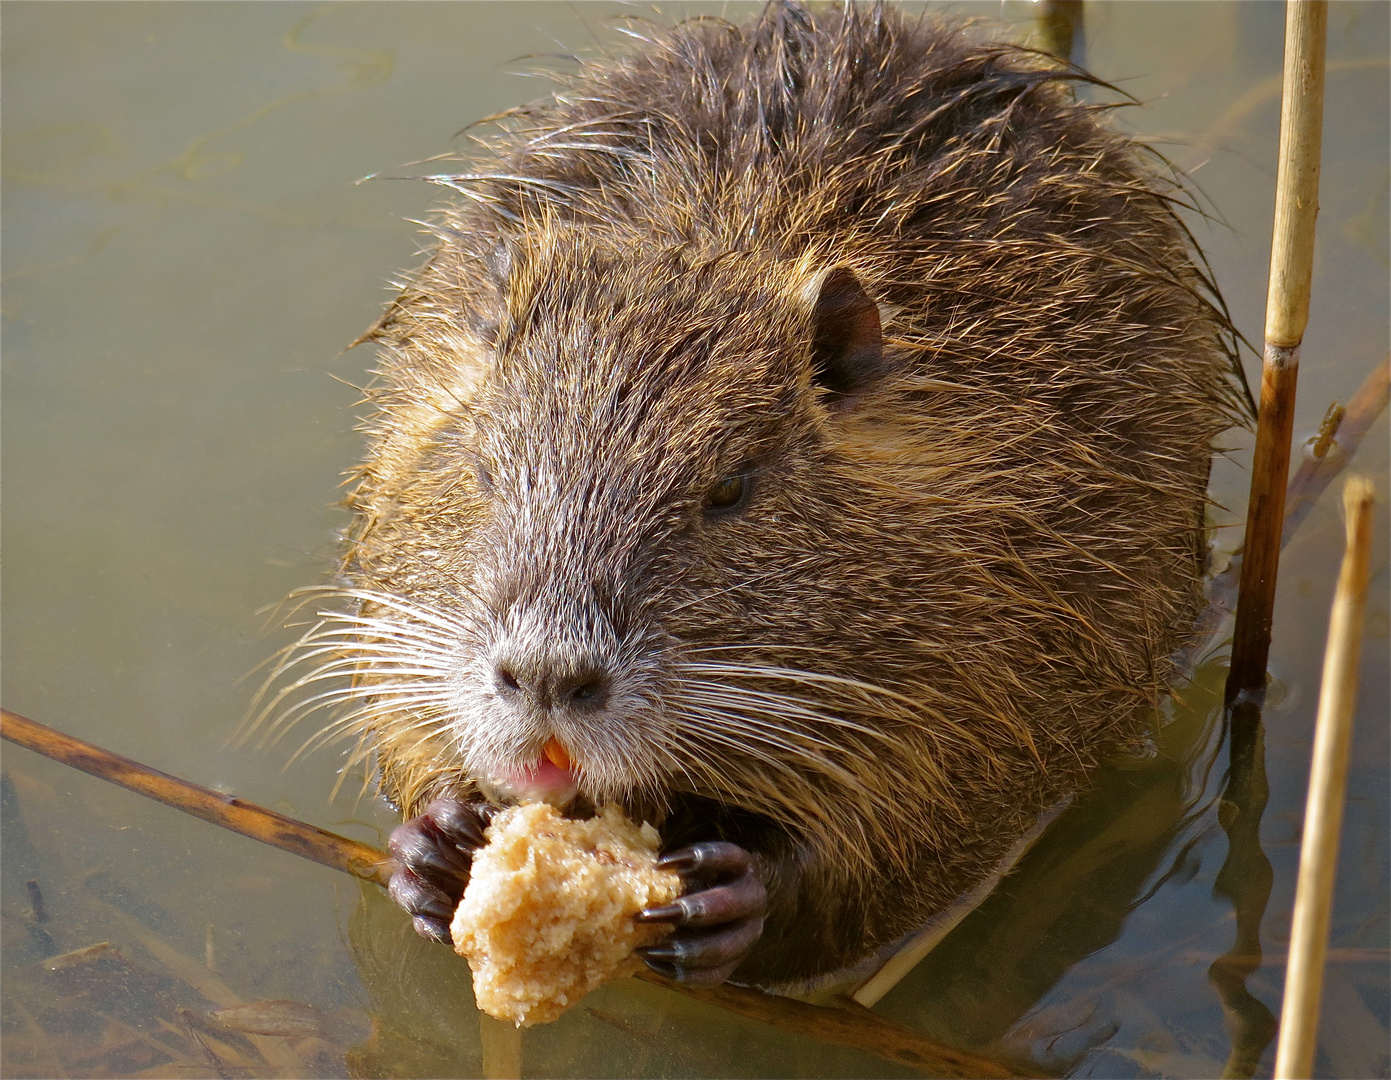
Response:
[1282,356,1390,545]
[0,708,394,888]
[1273,477,1376,1080]
[631,969,1037,1079]
[0,708,1042,1079]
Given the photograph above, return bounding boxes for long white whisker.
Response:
[675,697,855,757]
[312,611,463,652]
[682,659,927,712]
[291,700,454,761]
[317,587,474,637]
[670,704,891,801]
[677,660,990,753]
[260,684,447,748]
[679,682,889,739]
[669,709,805,776]
[253,664,453,743]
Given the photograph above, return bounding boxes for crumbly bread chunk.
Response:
[451,802,682,1027]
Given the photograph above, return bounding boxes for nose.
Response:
[493,659,611,713]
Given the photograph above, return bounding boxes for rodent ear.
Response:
[807,267,885,409]
[483,239,514,291]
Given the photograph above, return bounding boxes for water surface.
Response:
[3,3,1386,1077]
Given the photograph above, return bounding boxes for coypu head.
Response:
[261,1,1248,892]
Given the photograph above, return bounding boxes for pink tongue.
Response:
[499,757,576,800]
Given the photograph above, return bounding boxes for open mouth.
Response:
[491,737,579,806]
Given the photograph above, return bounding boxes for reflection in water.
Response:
[876,664,1232,1074]
[1209,703,1277,1079]
[337,662,1280,1079]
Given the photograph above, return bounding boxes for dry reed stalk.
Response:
[1196,354,1388,652]
[0,707,1041,1079]
[1272,476,1376,1080]
[1226,0,1329,705]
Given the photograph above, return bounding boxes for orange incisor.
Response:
[544,737,572,771]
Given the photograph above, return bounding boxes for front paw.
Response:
[635,841,767,986]
[387,798,497,945]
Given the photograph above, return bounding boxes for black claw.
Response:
[412,915,452,944]
[639,840,767,983]
[426,798,497,850]
[655,841,750,879]
[640,957,686,980]
[654,873,765,928]
[635,902,685,923]
[634,942,683,962]
[639,915,765,970]
[387,798,499,944]
[641,955,740,986]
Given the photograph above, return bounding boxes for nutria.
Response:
[282,1,1248,989]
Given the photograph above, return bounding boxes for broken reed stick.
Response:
[1272,477,1376,1080]
[0,708,395,889]
[1226,0,1329,706]
[0,707,1041,1080]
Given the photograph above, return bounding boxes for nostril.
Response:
[562,674,609,709]
[569,679,601,703]
[496,666,521,693]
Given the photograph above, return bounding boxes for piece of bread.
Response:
[451,802,682,1026]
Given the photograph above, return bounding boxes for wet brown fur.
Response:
[278,3,1247,987]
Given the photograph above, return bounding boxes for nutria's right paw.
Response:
[387,798,497,944]
[634,841,767,986]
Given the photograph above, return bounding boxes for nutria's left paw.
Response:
[634,841,766,986]
[387,798,498,944]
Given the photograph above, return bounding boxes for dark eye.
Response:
[705,464,753,515]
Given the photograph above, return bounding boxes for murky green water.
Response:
[3,3,1386,1077]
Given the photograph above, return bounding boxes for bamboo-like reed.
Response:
[1272,477,1376,1079]
[1227,0,1329,705]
